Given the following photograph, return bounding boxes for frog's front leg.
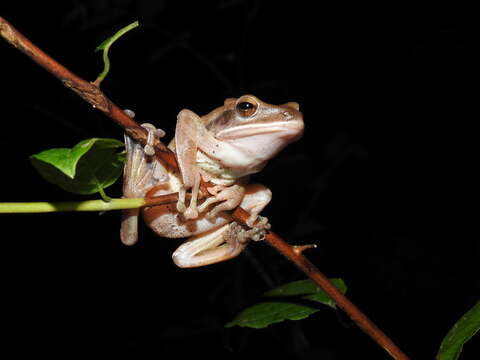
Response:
[175,109,240,219]
[172,183,272,267]
[174,109,204,219]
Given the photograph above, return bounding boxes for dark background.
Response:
[1,1,479,359]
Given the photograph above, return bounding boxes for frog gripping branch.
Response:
[121,95,304,268]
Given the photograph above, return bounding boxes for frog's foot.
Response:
[225,222,254,245]
[244,215,271,241]
[141,123,166,156]
[196,184,245,220]
[176,186,188,213]
[122,112,166,156]
[184,206,199,220]
[224,219,269,245]
[176,200,187,214]
[177,197,199,220]
[246,214,271,230]
[177,172,201,220]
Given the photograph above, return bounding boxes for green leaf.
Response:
[225,278,347,329]
[31,138,125,195]
[437,301,480,360]
[94,21,139,84]
[225,301,319,329]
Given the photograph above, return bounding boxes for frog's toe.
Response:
[123,109,135,118]
[176,200,187,214]
[245,226,269,242]
[184,206,199,220]
[246,215,270,229]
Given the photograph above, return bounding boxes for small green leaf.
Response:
[225,301,319,329]
[264,279,323,296]
[265,278,347,308]
[437,301,480,360]
[225,278,347,329]
[31,138,125,195]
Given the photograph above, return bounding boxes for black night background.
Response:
[1,2,479,359]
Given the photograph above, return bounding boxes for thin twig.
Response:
[0,17,410,360]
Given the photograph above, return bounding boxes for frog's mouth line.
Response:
[217,121,304,140]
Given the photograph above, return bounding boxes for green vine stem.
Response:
[93,21,139,86]
[0,198,144,213]
[0,192,180,214]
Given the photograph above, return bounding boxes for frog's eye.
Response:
[236,99,258,117]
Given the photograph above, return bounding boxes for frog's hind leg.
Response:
[121,123,167,246]
[175,110,207,220]
[172,222,249,268]
[172,184,272,267]
[240,184,272,228]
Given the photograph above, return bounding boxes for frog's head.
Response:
[206,95,304,165]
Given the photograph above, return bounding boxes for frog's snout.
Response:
[283,102,300,111]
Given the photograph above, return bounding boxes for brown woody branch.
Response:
[0,17,410,360]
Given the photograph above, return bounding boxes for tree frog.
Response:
[121,95,304,267]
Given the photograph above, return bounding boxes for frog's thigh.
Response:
[172,222,245,268]
[240,183,272,218]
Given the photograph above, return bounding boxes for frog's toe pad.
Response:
[247,226,268,242]
[184,206,199,220]
[226,222,251,245]
[246,215,271,230]
[176,200,187,214]
[231,221,269,243]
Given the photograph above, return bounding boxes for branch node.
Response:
[293,244,317,255]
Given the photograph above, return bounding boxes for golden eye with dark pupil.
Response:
[236,101,257,117]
